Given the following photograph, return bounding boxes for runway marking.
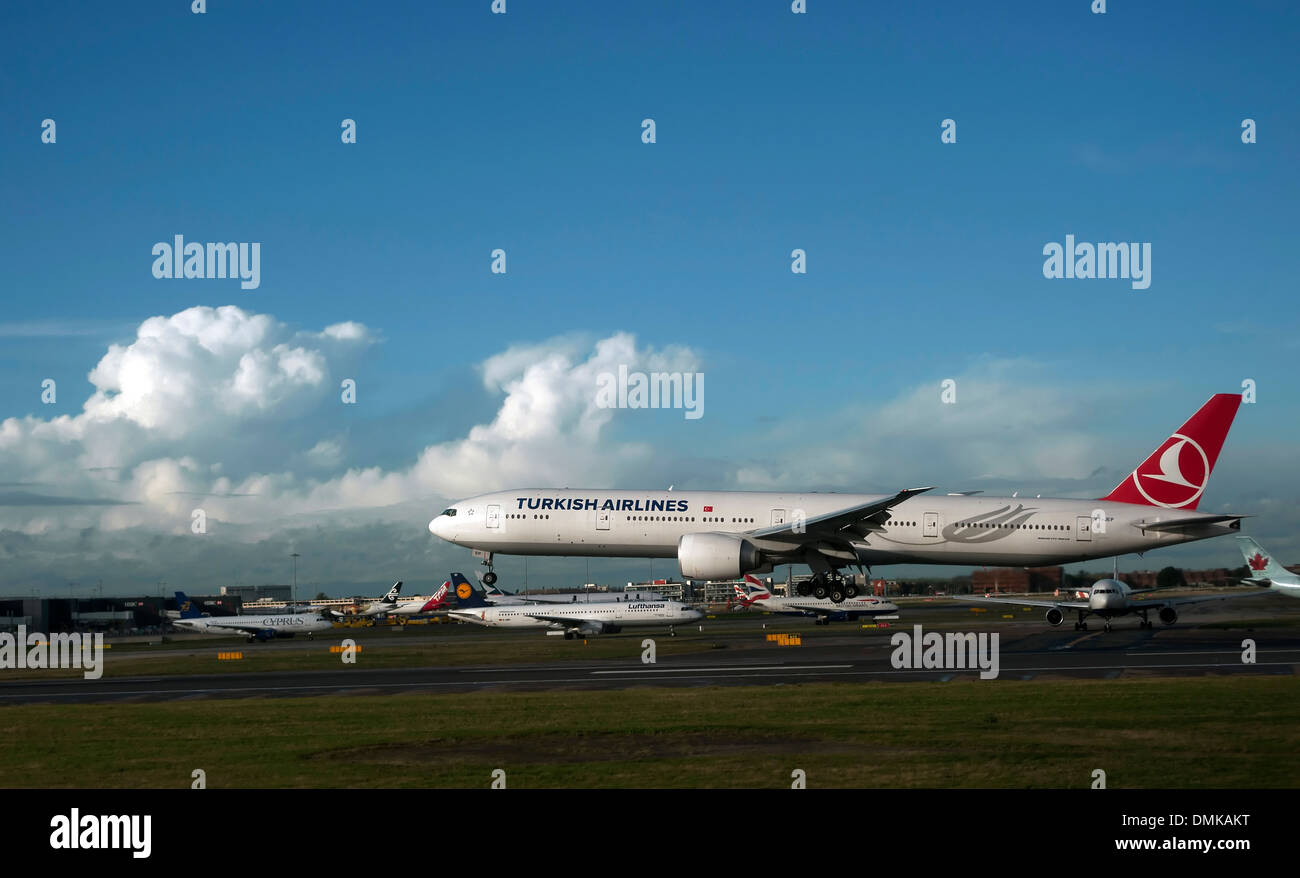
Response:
[590,664,851,675]
[462,660,793,674]
[1051,633,1101,651]
[1125,650,1300,656]
[0,662,1292,701]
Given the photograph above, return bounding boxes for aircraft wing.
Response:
[746,487,935,542]
[966,596,1089,610]
[1130,590,1269,609]
[780,602,841,617]
[520,613,589,628]
[201,619,275,635]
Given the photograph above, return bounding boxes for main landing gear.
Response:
[796,572,859,603]
[1073,610,1089,631]
[475,550,498,585]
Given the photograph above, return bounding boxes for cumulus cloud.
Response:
[0,312,703,588]
[1,309,1283,592]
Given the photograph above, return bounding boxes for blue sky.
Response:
[1,2,1297,594]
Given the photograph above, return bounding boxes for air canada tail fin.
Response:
[1099,393,1241,510]
[449,572,491,608]
[174,591,203,619]
[1235,537,1298,586]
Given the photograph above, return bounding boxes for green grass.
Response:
[1,677,1296,788]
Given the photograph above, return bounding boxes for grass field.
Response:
[1,676,1296,788]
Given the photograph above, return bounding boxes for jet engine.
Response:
[1159,607,1178,626]
[1045,607,1064,627]
[678,533,763,580]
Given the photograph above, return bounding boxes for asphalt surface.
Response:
[1,600,1297,703]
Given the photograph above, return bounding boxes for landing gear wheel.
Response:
[669,626,676,637]
[1104,621,1112,633]
[830,588,845,604]
[483,570,498,586]
[844,583,859,599]
[563,631,575,640]
[812,580,829,600]
[1074,622,1081,631]
[1080,622,1088,631]
[796,581,813,597]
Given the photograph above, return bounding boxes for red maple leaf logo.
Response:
[1248,553,1268,571]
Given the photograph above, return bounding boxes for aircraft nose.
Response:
[429,515,448,539]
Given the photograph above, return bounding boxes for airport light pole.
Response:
[291,553,300,607]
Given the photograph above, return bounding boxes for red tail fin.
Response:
[1099,393,1241,510]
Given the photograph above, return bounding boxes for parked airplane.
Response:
[967,576,1267,632]
[171,591,335,641]
[1236,537,1300,598]
[349,581,453,617]
[446,573,702,638]
[477,573,632,605]
[430,394,1248,603]
[733,575,899,625]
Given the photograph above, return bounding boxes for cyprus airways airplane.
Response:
[429,394,1248,604]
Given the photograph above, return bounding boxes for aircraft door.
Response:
[487,505,501,529]
[597,509,610,530]
[771,508,786,526]
[923,513,939,538]
[1075,515,1092,541]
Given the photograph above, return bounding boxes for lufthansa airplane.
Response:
[445,573,701,638]
[429,394,1248,604]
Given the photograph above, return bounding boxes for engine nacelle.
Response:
[1159,607,1178,626]
[1045,607,1064,627]
[678,533,763,580]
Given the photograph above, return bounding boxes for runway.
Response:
[1,617,1297,703]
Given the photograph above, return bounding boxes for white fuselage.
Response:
[173,613,335,636]
[429,489,1236,568]
[449,600,702,631]
[747,594,899,617]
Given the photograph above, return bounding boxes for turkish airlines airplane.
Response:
[428,394,1247,604]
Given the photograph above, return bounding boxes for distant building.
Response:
[971,567,1063,594]
[221,584,291,602]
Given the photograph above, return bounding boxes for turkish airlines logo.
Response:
[1249,553,1269,572]
[1132,433,1209,508]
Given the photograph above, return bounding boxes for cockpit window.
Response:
[441,508,457,517]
